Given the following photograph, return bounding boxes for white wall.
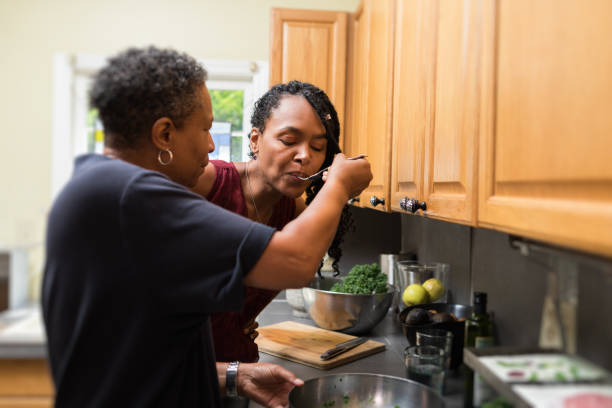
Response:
[0,0,359,249]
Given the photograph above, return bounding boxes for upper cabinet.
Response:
[270,1,612,257]
[270,8,348,145]
[390,0,481,225]
[478,0,612,255]
[345,0,395,211]
[389,0,428,215]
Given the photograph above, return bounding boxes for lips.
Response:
[287,171,308,181]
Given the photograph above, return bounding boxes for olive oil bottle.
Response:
[464,292,495,407]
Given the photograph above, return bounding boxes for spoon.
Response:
[295,155,368,181]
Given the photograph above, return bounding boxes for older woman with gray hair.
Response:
[42,46,371,408]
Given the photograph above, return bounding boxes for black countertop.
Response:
[250,299,464,408]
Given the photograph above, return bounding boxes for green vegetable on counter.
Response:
[330,263,388,294]
[481,396,514,408]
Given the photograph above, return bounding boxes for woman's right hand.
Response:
[324,153,372,199]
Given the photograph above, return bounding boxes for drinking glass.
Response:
[394,261,424,292]
[416,328,453,370]
[421,262,450,303]
[391,259,421,311]
[404,345,445,394]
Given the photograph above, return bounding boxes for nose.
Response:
[293,142,311,165]
[208,131,215,153]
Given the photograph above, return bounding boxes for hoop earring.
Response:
[158,149,173,166]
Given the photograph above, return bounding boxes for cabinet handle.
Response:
[400,197,427,213]
[348,197,360,205]
[370,196,385,207]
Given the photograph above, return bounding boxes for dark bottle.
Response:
[464,292,495,408]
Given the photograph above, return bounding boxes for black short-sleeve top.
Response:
[42,154,275,407]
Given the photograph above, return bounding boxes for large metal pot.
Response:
[289,373,445,407]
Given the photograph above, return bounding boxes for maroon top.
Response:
[207,160,296,362]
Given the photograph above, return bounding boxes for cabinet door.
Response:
[356,0,395,212]
[421,0,482,224]
[0,359,53,406]
[344,3,368,166]
[0,398,52,407]
[390,0,432,212]
[479,0,612,256]
[270,8,348,144]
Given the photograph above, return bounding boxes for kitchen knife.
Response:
[320,337,367,360]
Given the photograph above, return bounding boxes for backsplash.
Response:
[334,206,612,371]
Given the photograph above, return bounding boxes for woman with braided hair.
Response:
[192,81,352,370]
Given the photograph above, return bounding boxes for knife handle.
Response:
[319,338,367,360]
[320,346,345,361]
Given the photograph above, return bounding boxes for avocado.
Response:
[431,311,455,324]
[405,308,431,325]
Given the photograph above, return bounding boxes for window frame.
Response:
[51,53,268,199]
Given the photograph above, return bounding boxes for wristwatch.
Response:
[226,361,240,397]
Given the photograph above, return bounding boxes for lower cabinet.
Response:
[0,360,54,407]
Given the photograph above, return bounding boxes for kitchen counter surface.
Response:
[0,305,47,358]
[0,301,464,407]
[251,299,464,408]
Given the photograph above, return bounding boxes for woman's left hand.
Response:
[237,362,304,408]
[244,320,259,340]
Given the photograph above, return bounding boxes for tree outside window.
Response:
[209,89,244,162]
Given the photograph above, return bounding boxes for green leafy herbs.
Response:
[330,263,388,294]
[322,400,335,407]
[569,365,580,379]
[496,360,530,368]
[481,396,514,408]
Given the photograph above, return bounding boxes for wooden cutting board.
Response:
[255,321,386,370]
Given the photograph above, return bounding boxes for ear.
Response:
[249,127,261,156]
[151,117,175,151]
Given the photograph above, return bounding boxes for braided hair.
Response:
[250,81,353,276]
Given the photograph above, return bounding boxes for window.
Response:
[209,89,244,162]
[52,54,268,199]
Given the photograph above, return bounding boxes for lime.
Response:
[402,284,430,306]
[422,278,444,302]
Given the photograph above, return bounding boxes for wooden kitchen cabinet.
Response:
[271,1,612,257]
[269,8,348,145]
[478,0,612,256]
[0,359,53,407]
[345,0,395,211]
[389,0,429,213]
[390,0,482,225]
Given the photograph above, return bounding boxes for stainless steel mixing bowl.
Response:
[302,277,394,334]
[289,373,445,408]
